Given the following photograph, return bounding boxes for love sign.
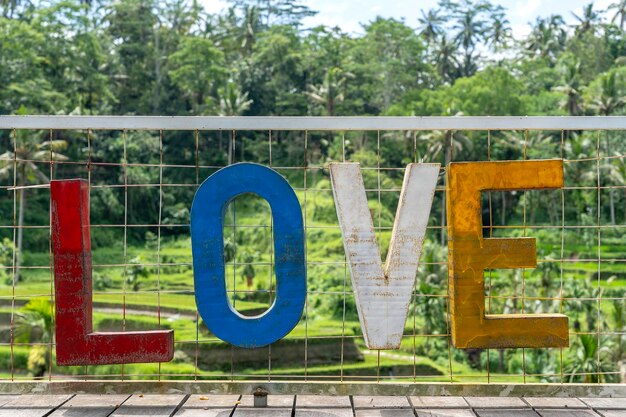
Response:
[50,160,569,366]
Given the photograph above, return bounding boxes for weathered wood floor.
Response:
[0,394,623,417]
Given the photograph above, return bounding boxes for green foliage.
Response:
[168,37,226,113]
[126,256,150,291]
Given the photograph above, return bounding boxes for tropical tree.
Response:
[572,3,603,36]
[525,15,567,64]
[126,256,150,291]
[418,9,444,43]
[554,58,583,116]
[14,299,53,378]
[452,6,485,76]
[0,133,68,283]
[432,35,459,83]
[565,334,619,383]
[218,81,253,116]
[609,298,624,359]
[306,67,353,116]
[415,241,448,340]
[351,18,430,112]
[424,118,471,244]
[485,10,511,51]
[587,70,626,224]
[609,0,626,29]
[228,0,316,27]
[168,36,226,114]
[606,155,626,222]
[587,70,626,116]
[240,251,257,288]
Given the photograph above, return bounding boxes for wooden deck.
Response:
[0,394,623,417]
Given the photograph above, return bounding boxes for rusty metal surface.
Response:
[50,180,174,365]
[446,160,569,349]
[330,163,440,349]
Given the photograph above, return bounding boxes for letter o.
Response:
[191,163,306,348]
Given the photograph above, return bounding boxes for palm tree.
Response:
[126,256,150,292]
[0,0,21,18]
[588,70,626,116]
[418,9,444,43]
[239,5,262,55]
[415,241,447,341]
[14,299,53,378]
[564,133,595,225]
[218,81,252,164]
[609,0,626,29]
[571,3,603,36]
[610,299,624,359]
[423,114,472,244]
[452,8,485,76]
[565,334,618,383]
[606,156,626,222]
[525,15,567,64]
[486,12,511,51]
[218,81,253,116]
[432,35,459,83]
[554,58,583,116]
[240,251,257,288]
[306,67,353,116]
[0,134,68,283]
[588,70,625,224]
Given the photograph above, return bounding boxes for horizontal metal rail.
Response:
[1,116,626,130]
[0,381,623,397]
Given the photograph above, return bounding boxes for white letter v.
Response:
[329,163,440,349]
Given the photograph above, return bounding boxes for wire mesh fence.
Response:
[0,117,623,386]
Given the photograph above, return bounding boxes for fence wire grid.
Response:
[0,117,624,386]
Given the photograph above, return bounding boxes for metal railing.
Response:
[0,116,623,396]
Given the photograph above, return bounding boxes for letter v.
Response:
[329,163,440,349]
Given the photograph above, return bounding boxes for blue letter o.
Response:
[191,163,306,348]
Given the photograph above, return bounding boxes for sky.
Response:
[201,0,617,39]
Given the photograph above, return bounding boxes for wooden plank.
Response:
[183,395,240,408]
[297,395,352,408]
[474,411,539,417]
[296,395,353,417]
[234,395,293,417]
[297,409,353,417]
[596,411,626,417]
[353,396,411,409]
[0,396,19,407]
[580,398,626,409]
[0,394,72,417]
[536,411,601,417]
[238,395,294,407]
[330,162,439,349]
[525,398,587,409]
[110,394,186,417]
[465,397,527,408]
[48,395,129,417]
[173,395,238,417]
[415,411,476,417]
[410,396,469,408]
[233,408,291,417]
[355,410,415,417]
